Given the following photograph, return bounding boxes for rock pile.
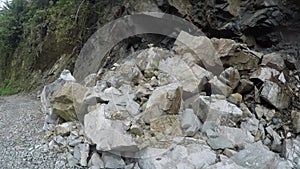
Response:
[41,31,300,168]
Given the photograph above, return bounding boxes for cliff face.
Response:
[0,0,299,93]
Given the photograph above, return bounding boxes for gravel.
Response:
[0,95,60,169]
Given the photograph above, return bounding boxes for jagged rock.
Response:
[51,83,88,123]
[236,79,254,94]
[181,109,202,136]
[88,152,104,169]
[207,136,234,150]
[278,72,286,84]
[102,152,126,169]
[231,141,285,169]
[291,110,300,133]
[83,73,97,87]
[41,70,76,131]
[219,67,240,89]
[138,144,216,169]
[73,143,89,166]
[261,53,285,71]
[54,122,75,136]
[211,38,262,70]
[105,85,141,118]
[240,117,259,135]
[158,56,213,94]
[217,126,254,149]
[265,126,282,152]
[135,47,171,77]
[84,105,138,152]
[102,60,144,88]
[282,138,300,168]
[227,93,243,106]
[260,80,291,110]
[250,67,280,82]
[174,31,223,73]
[142,83,182,123]
[209,76,233,97]
[192,95,243,126]
[255,104,276,120]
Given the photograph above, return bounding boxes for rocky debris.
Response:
[158,55,213,94]
[219,67,240,89]
[142,83,182,123]
[181,109,202,136]
[40,31,300,168]
[282,137,300,168]
[261,53,286,71]
[174,31,223,73]
[231,141,288,169]
[102,152,126,169]
[209,76,233,97]
[41,69,76,131]
[291,110,300,133]
[84,105,138,152]
[192,95,243,128]
[138,143,217,169]
[250,67,280,82]
[51,82,88,123]
[260,80,291,110]
[211,38,262,71]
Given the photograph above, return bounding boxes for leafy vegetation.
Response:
[0,0,119,94]
[0,79,19,96]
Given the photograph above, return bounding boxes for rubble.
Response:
[40,31,300,168]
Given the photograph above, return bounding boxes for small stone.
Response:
[278,72,286,84]
[223,149,237,158]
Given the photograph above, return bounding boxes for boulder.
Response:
[142,83,182,123]
[209,76,233,97]
[219,67,240,89]
[84,105,138,152]
[102,60,144,88]
[174,31,223,74]
[41,69,76,130]
[102,152,126,169]
[192,95,243,125]
[282,138,300,168]
[138,144,216,169]
[88,152,104,168]
[181,109,202,136]
[83,73,97,87]
[250,67,280,82]
[261,53,285,71]
[260,81,291,110]
[211,38,262,71]
[217,126,254,149]
[158,56,213,94]
[51,83,88,123]
[291,110,300,133]
[236,79,254,94]
[231,141,284,169]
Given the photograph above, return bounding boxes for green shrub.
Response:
[0,79,19,96]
